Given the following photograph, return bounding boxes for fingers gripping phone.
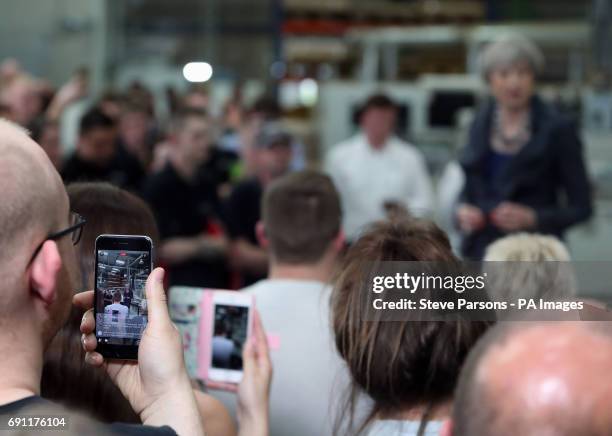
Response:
[94,235,153,360]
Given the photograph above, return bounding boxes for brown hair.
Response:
[41,182,160,423]
[331,219,492,435]
[262,170,341,264]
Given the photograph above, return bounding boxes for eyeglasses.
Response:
[29,212,87,264]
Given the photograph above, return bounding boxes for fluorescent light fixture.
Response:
[183,62,213,82]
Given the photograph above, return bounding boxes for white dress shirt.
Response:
[325,134,434,240]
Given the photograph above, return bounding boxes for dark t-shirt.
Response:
[224,178,262,245]
[62,146,145,193]
[0,396,175,435]
[143,163,229,288]
[224,178,265,286]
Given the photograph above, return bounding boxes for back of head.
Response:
[483,233,576,302]
[67,182,159,290]
[262,170,341,264]
[452,322,612,436]
[170,107,207,134]
[484,233,570,262]
[331,219,491,434]
[42,182,159,423]
[0,118,65,321]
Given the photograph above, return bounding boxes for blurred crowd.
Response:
[0,57,308,291]
[0,32,609,436]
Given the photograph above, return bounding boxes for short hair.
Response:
[479,34,544,80]
[250,96,281,119]
[483,233,576,303]
[331,219,492,434]
[169,107,207,134]
[362,93,396,111]
[262,170,341,264]
[112,291,121,302]
[79,107,116,135]
[41,182,160,424]
[452,322,612,436]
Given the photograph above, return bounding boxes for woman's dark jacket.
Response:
[459,96,593,259]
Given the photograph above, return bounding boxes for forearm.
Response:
[238,411,269,436]
[162,235,228,265]
[140,377,206,436]
[232,240,268,275]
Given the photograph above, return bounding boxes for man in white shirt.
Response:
[213,170,347,436]
[326,93,434,241]
[104,291,129,318]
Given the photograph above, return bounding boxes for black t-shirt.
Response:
[61,146,145,193]
[0,396,176,435]
[143,163,228,288]
[224,178,265,286]
[224,178,262,245]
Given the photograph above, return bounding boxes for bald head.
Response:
[452,322,612,436]
[0,118,66,278]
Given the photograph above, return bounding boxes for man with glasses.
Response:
[0,119,204,435]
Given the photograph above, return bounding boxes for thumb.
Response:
[144,267,171,326]
[242,337,256,374]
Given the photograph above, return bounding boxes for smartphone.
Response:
[94,234,153,360]
[208,292,253,383]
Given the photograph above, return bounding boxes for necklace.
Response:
[491,109,531,155]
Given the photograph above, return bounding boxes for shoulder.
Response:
[327,136,359,160]
[390,138,426,162]
[231,178,261,197]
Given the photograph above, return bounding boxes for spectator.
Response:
[212,323,236,369]
[144,108,229,288]
[215,170,346,436]
[41,182,237,436]
[325,93,434,242]
[331,219,491,435]
[238,96,305,171]
[62,106,145,192]
[483,233,575,305]
[0,118,203,434]
[442,322,612,436]
[105,291,129,317]
[30,117,63,171]
[118,101,156,172]
[224,121,293,287]
[457,35,592,260]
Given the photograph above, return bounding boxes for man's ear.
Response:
[439,418,453,436]
[30,240,62,305]
[255,220,268,248]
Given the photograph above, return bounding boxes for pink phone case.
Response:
[197,291,255,382]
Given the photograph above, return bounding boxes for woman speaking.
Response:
[457,35,593,260]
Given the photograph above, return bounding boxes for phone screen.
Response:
[211,304,250,371]
[95,247,151,351]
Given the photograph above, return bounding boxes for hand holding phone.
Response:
[208,311,272,436]
[75,268,205,436]
[94,235,153,360]
[208,292,254,384]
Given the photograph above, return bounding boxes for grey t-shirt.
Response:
[213,279,349,436]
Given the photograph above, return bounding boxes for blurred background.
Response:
[1,0,611,263]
